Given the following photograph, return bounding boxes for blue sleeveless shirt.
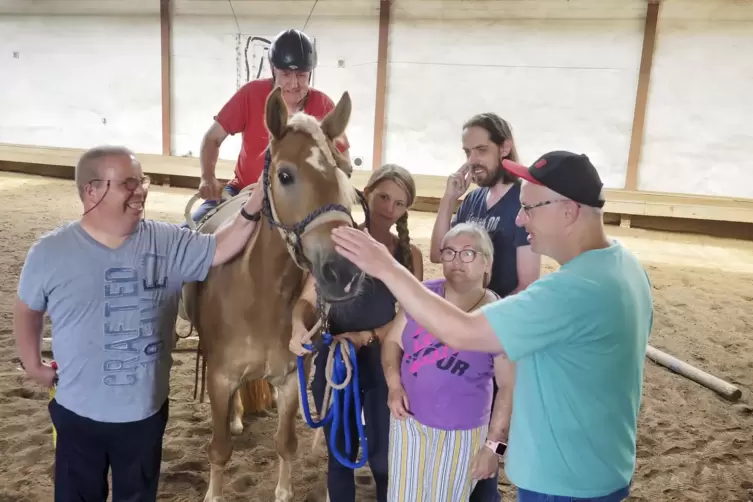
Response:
[452,182,530,298]
[328,246,402,335]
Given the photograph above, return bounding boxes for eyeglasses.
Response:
[520,198,575,216]
[91,175,151,191]
[439,248,484,263]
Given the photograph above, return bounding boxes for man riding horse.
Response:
[189,28,350,225]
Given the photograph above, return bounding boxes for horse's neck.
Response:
[241,221,305,301]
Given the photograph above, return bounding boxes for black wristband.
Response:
[240,207,261,222]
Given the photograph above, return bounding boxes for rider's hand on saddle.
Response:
[443,163,472,201]
[199,176,225,202]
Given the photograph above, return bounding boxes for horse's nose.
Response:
[319,257,354,288]
[320,259,340,286]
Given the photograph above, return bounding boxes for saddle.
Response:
[176,185,261,403]
[177,184,256,324]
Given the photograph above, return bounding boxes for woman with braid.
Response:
[289,164,423,502]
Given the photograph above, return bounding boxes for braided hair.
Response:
[364,164,416,274]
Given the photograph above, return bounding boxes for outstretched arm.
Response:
[211,179,264,267]
[332,226,502,353]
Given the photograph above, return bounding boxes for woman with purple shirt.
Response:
[381,222,516,501]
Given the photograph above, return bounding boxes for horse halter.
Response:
[259,148,370,272]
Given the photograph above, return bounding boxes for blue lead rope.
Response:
[297,333,369,469]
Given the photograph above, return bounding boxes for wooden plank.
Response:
[625,0,660,190]
[371,0,391,170]
[2,143,753,224]
[160,0,172,155]
[0,143,235,180]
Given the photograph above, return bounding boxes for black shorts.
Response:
[49,398,169,502]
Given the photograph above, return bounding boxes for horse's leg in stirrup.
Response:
[230,389,244,435]
[273,372,300,502]
[204,370,238,502]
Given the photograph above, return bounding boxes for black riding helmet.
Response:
[268,29,317,72]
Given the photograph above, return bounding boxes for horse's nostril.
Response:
[321,261,339,285]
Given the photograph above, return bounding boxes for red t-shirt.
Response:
[215,78,350,190]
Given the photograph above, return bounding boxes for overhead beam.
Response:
[160,0,172,155]
[371,0,391,170]
[625,0,660,190]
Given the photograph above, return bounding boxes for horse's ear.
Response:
[265,86,288,140]
[320,91,351,141]
[335,149,353,178]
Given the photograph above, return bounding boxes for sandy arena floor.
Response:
[0,171,751,502]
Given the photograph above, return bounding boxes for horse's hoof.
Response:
[230,420,244,436]
[203,496,224,502]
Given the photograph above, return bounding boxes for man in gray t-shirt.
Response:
[14,146,263,501]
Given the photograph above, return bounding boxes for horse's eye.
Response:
[277,168,295,186]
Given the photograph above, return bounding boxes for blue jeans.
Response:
[50,398,169,502]
[182,184,239,227]
[517,485,630,502]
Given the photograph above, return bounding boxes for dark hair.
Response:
[463,113,520,183]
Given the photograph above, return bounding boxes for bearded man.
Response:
[429,113,542,502]
[431,113,540,299]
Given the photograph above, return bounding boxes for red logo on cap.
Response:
[534,159,547,169]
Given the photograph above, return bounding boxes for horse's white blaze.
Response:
[305,146,326,173]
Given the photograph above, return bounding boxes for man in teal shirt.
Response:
[330,150,653,501]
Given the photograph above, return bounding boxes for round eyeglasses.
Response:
[91,175,151,191]
[439,248,483,263]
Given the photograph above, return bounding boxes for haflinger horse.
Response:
[182,86,367,502]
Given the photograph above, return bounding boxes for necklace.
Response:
[443,284,487,312]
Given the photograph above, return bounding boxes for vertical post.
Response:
[160,0,172,156]
[371,0,391,170]
[625,0,660,191]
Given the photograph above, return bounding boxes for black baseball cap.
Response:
[501,151,605,208]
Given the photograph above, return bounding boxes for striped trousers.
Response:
[387,415,487,502]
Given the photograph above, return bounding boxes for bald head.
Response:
[75,146,136,200]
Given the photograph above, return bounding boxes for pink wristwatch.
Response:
[485,439,507,457]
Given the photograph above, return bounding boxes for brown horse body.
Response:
[183,87,364,502]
